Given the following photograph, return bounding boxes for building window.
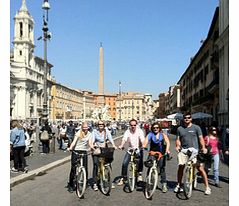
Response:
[20,22,23,37]
[19,50,22,56]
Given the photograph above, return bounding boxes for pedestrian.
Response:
[174,112,211,195]
[59,123,67,150]
[204,126,221,187]
[40,121,52,154]
[117,119,145,186]
[10,120,28,173]
[67,122,92,193]
[66,121,75,148]
[89,120,117,191]
[143,122,171,193]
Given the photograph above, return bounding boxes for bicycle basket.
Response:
[100,147,115,163]
[144,156,155,168]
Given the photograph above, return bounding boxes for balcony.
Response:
[192,93,213,106]
[207,71,219,94]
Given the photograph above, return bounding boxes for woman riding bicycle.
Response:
[118,119,145,186]
[89,120,117,191]
[143,122,171,193]
[67,122,92,193]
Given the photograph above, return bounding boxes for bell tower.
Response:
[13,0,35,67]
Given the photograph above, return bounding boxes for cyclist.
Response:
[67,122,92,193]
[118,119,145,186]
[174,112,211,195]
[143,122,170,193]
[89,120,117,191]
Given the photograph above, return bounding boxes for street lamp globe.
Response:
[42,0,50,10]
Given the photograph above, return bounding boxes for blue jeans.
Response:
[212,153,220,184]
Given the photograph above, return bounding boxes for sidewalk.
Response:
[10,149,71,188]
[10,134,124,188]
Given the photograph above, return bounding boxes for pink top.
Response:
[205,135,219,155]
[122,127,145,149]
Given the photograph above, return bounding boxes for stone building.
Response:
[177,7,220,124]
[10,0,53,122]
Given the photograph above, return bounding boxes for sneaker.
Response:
[138,175,143,182]
[11,167,19,173]
[24,168,28,173]
[117,178,124,186]
[93,184,98,191]
[174,184,183,193]
[21,168,28,173]
[205,187,211,195]
[162,183,168,193]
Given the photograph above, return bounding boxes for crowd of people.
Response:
[10,112,229,197]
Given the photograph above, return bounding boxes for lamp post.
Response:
[41,0,51,124]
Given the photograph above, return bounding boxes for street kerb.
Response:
[10,155,71,188]
[10,135,123,188]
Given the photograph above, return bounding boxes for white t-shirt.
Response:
[122,127,145,149]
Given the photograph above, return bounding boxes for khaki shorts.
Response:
[177,152,197,165]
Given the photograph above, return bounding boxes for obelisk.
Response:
[98,43,105,108]
[98,42,104,94]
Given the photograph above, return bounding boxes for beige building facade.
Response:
[116,92,154,121]
[217,0,229,127]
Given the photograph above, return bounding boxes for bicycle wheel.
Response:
[183,166,193,199]
[127,162,136,192]
[99,164,112,195]
[76,166,87,199]
[145,168,158,199]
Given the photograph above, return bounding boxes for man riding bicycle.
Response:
[174,112,211,195]
[118,119,145,186]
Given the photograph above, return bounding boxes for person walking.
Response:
[174,112,211,195]
[59,123,67,150]
[10,120,28,173]
[66,121,75,148]
[143,122,171,193]
[204,126,221,187]
[67,122,92,193]
[118,119,145,186]
[40,121,52,154]
[89,120,117,191]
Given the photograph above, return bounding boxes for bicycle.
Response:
[125,148,141,192]
[183,150,198,199]
[96,146,115,195]
[144,150,166,200]
[72,150,87,199]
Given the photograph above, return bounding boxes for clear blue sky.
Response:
[10,0,219,99]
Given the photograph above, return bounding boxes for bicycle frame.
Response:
[144,151,163,199]
[72,150,87,199]
[183,157,197,199]
[126,148,140,192]
[97,156,112,195]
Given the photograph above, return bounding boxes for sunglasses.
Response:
[153,127,159,129]
[184,116,191,119]
[98,124,104,126]
[130,124,136,127]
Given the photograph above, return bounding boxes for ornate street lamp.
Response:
[41,0,51,124]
